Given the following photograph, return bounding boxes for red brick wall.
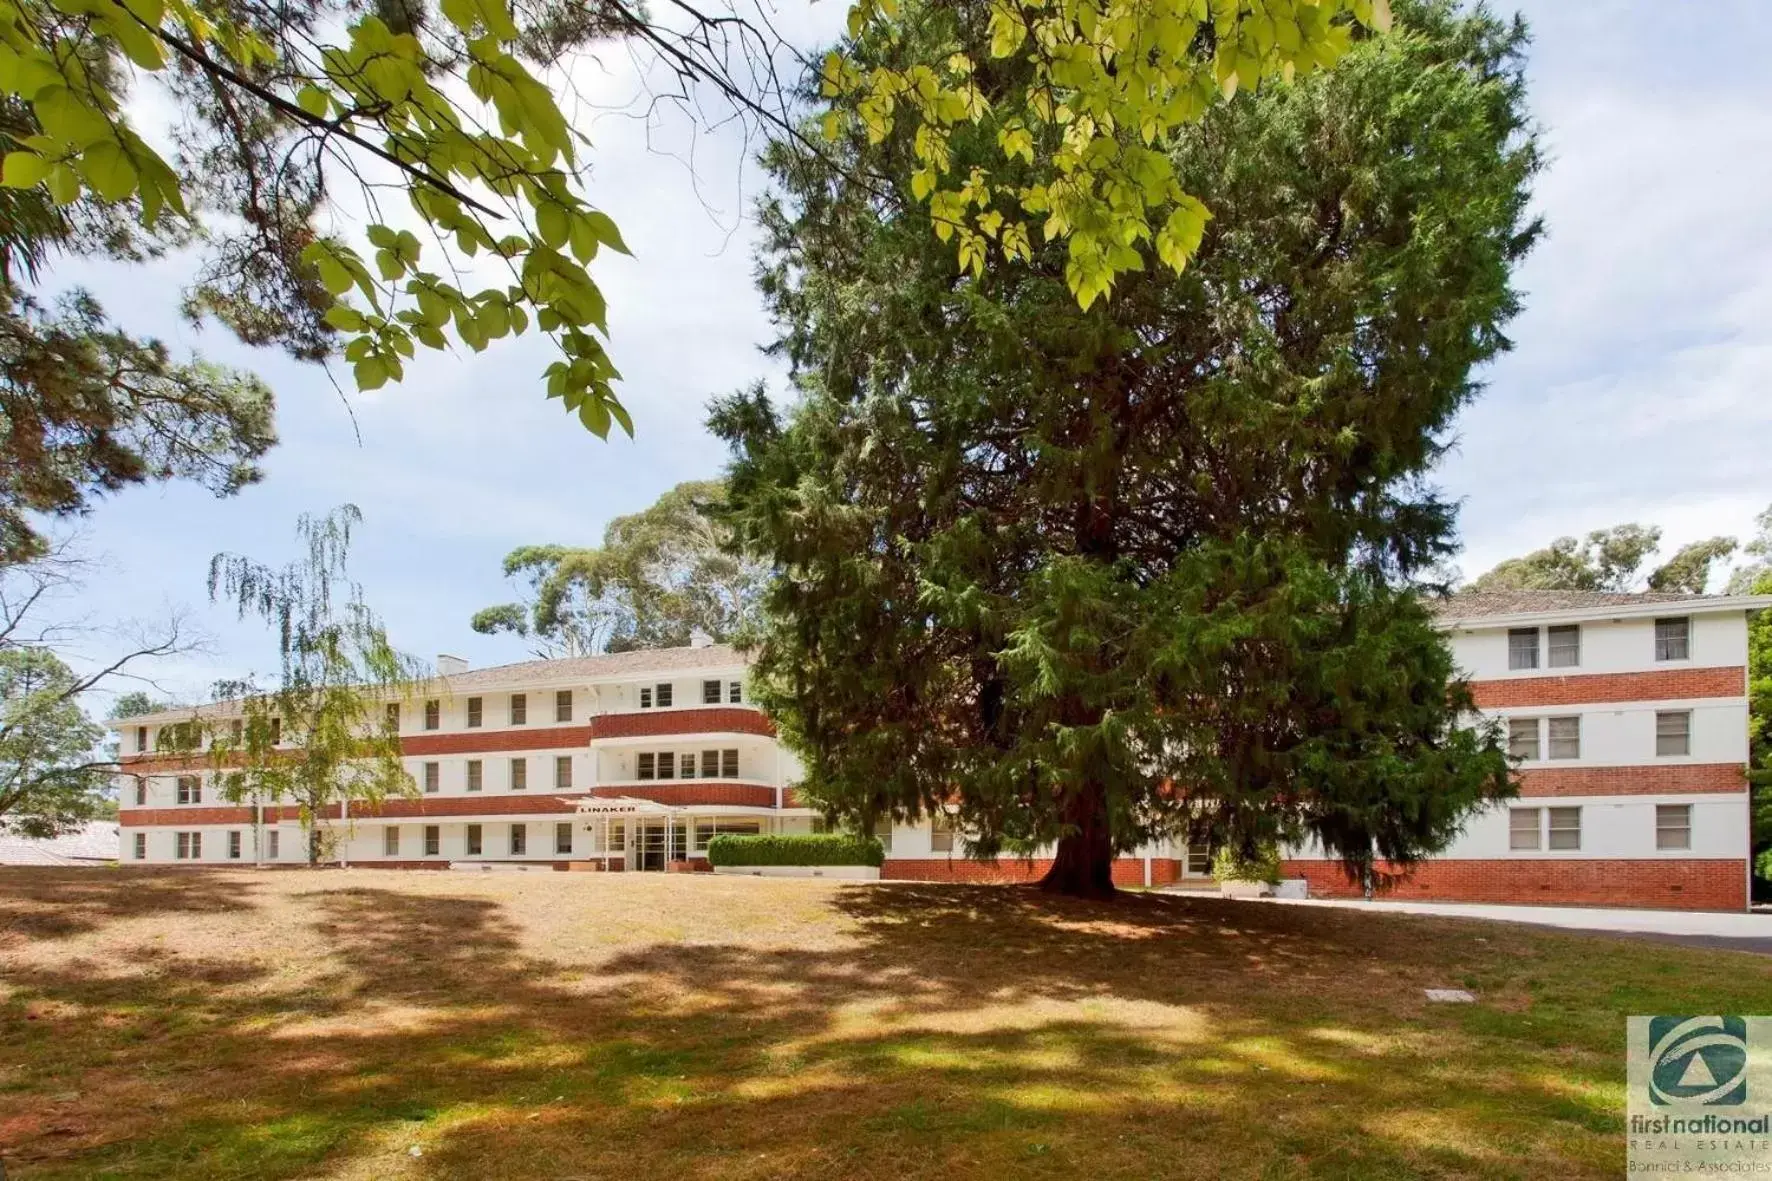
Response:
[400,726,594,756]
[1517,764,1745,797]
[588,708,774,740]
[590,783,776,808]
[1469,666,1744,708]
[1280,858,1746,911]
[883,857,1180,887]
[121,793,596,826]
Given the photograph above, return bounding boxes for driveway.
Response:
[1256,896,1772,955]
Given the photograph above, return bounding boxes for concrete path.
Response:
[1255,896,1772,955]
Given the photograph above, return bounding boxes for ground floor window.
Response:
[875,818,893,853]
[175,831,201,859]
[134,832,146,860]
[466,824,483,855]
[510,824,527,855]
[228,831,242,859]
[423,825,440,856]
[1655,804,1692,850]
[609,822,626,852]
[1509,807,1541,851]
[1547,806,1581,851]
[267,830,279,859]
[692,818,761,853]
[930,812,956,854]
[555,822,572,855]
[385,826,400,856]
[1185,846,1212,876]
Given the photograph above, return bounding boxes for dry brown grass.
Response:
[1,867,1767,1179]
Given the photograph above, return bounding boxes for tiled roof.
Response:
[0,821,118,866]
[431,643,748,690]
[1429,589,1721,619]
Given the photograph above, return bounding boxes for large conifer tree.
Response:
[714,1,1535,897]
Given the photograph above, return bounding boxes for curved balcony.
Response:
[588,706,774,742]
[590,780,778,809]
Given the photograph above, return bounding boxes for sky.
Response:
[31,0,1772,707]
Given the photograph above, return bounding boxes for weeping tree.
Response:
[204,505,420,864]
[715,0,1530,897]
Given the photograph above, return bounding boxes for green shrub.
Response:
[1210,845,1282,885]
[705,833,886,868]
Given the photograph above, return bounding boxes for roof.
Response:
[0,821,118,866]
[1432,589,1771,626]
[110,643,751,726]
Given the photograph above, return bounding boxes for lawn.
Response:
[1,869,1768,1179]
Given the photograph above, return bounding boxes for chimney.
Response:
[688,629,713,649]
[436,654,469,676]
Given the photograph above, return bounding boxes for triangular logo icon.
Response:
[1678,1053,1718,1090]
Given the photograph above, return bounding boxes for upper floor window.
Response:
[510,757,527,790]
[555,690,573,722]
[655,683,673,708]
[1546,716,1580,760]
[230,718,243,744]
[1655,710,1692,757]
[640,687,651,709]
[385,702,400,732]
[135,725,148,751]
[466,697,483,728]
[1507,628,1539,670]
[466,759,483,791]
[637,752,656,780]
[424,699,440,730]
[510,694,527,725]
[555,755,573,789]
[1656,804,1692,851]
[1547,806,1581,850]
[269,717,282,745]
[703,679,721,704]
[1547,625,1580,668]
[134,779,146,806]
[176,775,201,804]
[1507,718,1539,761]
[655,751,676,780]
[729,681,742,704]
[1655,617,1690,662]
[423,761,440,793]
[679,753,696,778]
[721,748,739,778]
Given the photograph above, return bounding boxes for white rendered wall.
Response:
[1446,613,1746,680]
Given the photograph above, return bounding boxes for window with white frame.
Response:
[1508,807,1541,851]
[1507,718,1540,761]
[1655,617,1690,662]
[267,830,279,859]
[555,756,572,789]
[1547,806,1581,851]
[931,811,956,853]
[510,694,527,725]
[555,822,573,855]
[1547,624,1580,668]
[1656,710,1692,757]
[875,817,893,854]
[385,826,400,856]
[424,699,440,730]
[133,832,146,860]
[423,761,440,793]
[510,757,527,790]
[555,690,573,722]
[1547,716,1580,760]
[466,697,483,728]
[1656,804,1692,851]
[466,824,483,855]
[510,824,527,855]
[134,780,146,806]
[176,831,201,859]
[228,830,242,859]
[702,679,721,704]
[423,825,440,856]
[609,822,625,852]
[466,759,483,791]
[640,687,652,709]
[637,752,656,780]
[729,681,742,704]
[176,775,201,804]
[655,751,675,780]
[135,725,148,751]
[702,749,719,778]
[230,718,244,745]
[692,818,760,852]
[655,683,673,707]
[721,749,739,778]
[1508,627,1539,670]
[679,753,696,778]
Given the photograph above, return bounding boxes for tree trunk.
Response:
[1038,782,1117,899]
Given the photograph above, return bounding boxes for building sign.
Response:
[1628,1016,1771,1172]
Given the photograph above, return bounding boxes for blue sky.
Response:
[37,1,1772,705]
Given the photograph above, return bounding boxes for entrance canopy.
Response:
[574,796,680,816]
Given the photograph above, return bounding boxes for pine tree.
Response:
[714,0,1533,897]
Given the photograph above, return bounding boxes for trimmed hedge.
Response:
[705,833,886,868]
[1210,845,1282,885]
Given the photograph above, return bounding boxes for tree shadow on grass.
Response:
[0,867,264,942]
[3,876,1763,1179]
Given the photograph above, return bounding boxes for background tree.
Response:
[716,0,1529,897]
[0,645,106,835]
[472,479,766,656]
[1472,521,1749,595]
[1648,537,1739,594]
[204,505,420,864]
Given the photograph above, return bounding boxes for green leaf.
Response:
[537,202,569,249]
[582,211,630,256]
[0,151,50,190]
[323,304,367,331]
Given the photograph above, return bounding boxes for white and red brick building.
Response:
[112,590,1766,909]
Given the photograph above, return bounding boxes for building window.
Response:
[1507,718,1539,761]
[679,753,696,778]
[176,831,201,859]
[1185,845,1211,875]
[1547,716,1580,760]
[703,679,721,704]
[640,687,652,709]
[510,758,527,790]
[176,775,201,804]
[228,831,242,859]
[930,812,955,853]
[424,825,440,856]
[134,780,146,806]
[267,830,279,859]
[510,694,526,725]
[1547,806,1581,851]
[424,699,440,730]
[1508,808,1541,851]
[721,749,739,778]
[136,725,148,751]
[555,690,572,722]
[466,824,483,855]
[693,819,759,852]
[555,822,573,855]
[134,832,146,860]
[1547,625,1580,668]
[510,824,527,855]
[466,697,483,728]
[423,761,440,793]
[229,718,243,745]
[269,717,281,744]
[1655,617,1690,662]
[467,760,483,792]
[385,702,400,732]
[729,681,742,704]
[655,683,673,708]
[609,822,626,852]
[555,756,573,789]
[1656,804,1692,851]
[656,751,675,780]
[637,752,656,780]
[1656,710,1692,757]
[385,826,400,856]
[875,817,893,854]
[702,750,719,778]
[1507,628,1539,671]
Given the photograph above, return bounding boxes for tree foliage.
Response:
[0,644,105,836]
[203,505,419,864]
[717,0,1531,897]
[471,478,766,656]
[1472,521,1750,596]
